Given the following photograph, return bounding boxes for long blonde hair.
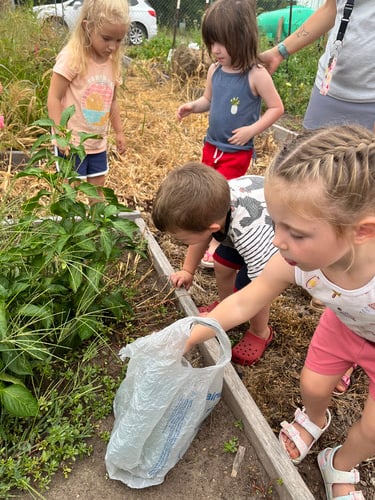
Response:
[65,0,129,79]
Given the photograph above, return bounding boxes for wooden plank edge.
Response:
[134,216,314,500]
[271,123,299,144]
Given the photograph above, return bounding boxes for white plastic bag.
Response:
[105,316,231,489]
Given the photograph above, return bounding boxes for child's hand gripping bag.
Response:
[105,316,231,488]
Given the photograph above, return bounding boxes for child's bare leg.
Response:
[330,394,375,498]
[249,304,271,340]
[281,367,337,461]
[214,261,237,301]
[87,174,105,204]
[207,237,220,255]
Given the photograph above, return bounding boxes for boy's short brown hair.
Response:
[152,162,230,233]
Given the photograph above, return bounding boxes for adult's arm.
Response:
[260,0,337,74]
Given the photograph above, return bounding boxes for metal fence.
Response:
[149,0,323,34]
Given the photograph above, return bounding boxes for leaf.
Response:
[77,182,102,197]
[21,189,52,213]
[75,238,96,253]
[72,220,97,237]
[78,131,102,143]
[0,383,39,417]
[77,317,101,341]
[111,218,138,238]
[69,263,83,293]
[100,228,113,259]
[16,167,54,181]
[60,104,76,127]
[0,282,9,300]
[33,117,55,128]
[15,334,50,361]
[1,350,33,376]
[103,204,119,218]
[0,371,26,385]
[54,234,71,254]
[17,303,50,321]
[0,301,7,341]
[101,187,122,205]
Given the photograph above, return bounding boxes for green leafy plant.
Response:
[126,30,172,62]
[0,340,126,497]
[271,43,323,117]
[0,106,144,417]
[234,419,244,431]
[223,436,239,454]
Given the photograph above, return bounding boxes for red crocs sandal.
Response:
[231,327,274,366]
[198,300,219,314]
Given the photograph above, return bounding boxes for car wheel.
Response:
[127,22,147,46]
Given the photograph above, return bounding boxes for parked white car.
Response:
[33,0,157,45]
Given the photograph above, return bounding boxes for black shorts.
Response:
[214,244,250,291]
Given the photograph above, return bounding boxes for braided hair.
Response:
[266,124,375,232]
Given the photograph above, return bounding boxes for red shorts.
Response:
[305,307,375,399]
[201,141,253,180]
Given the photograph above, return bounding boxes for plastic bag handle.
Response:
[187,316,232,366]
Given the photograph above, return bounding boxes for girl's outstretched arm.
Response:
[185,252,295,350]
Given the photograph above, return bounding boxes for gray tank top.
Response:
[205,65,261,152]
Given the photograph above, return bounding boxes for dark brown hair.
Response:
[202,0,260,72]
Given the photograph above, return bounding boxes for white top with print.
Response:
[295,268,375,342]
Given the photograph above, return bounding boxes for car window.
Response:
[34,0,63,4]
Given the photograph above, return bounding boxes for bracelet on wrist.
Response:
[277,42,290,59]
[182,268,194,276]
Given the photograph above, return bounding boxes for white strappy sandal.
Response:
[279,406,332,464]
[318,446,365,500]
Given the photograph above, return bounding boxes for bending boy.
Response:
[151,162,278,365]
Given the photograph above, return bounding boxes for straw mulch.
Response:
[1,56,373,498]
[106,59,373,499]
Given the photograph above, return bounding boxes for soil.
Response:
[19,402,275,500]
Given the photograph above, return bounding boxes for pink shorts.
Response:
[201,141,253,180]
[306,307,375,399]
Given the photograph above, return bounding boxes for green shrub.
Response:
[0,6,67,149]
[271,43,324,118]
[126,29,172,61]
[0,107,144,419]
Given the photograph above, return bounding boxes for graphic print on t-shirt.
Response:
[81,75,114,129]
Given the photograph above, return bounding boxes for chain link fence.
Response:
[149,0,323,41]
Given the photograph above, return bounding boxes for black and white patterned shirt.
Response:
[213,175,277,280]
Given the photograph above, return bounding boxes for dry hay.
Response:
[171,44,211,82]
[1,60,373,498]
